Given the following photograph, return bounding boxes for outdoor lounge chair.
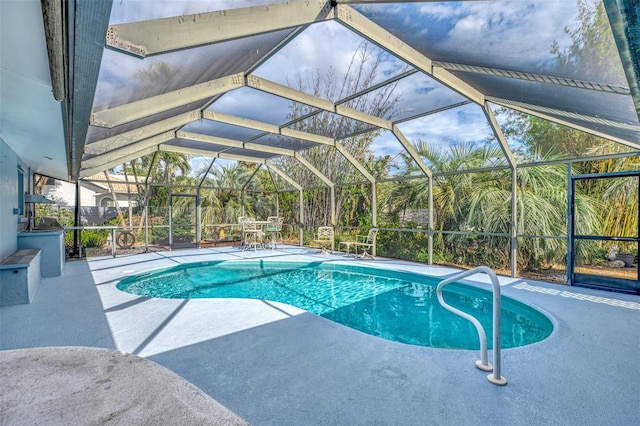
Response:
[314,226,334,254]
[352,228,379,259]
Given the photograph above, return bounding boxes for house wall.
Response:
[43,180,97,207]
[0,138,27,259]
[95,193,137,208]
[42,179,137,208]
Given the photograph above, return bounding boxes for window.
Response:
[17,167,24,215]
[101,197,115,207]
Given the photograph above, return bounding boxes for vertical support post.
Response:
[144,203,149,252]
[299,189,304,246]
[330,185,336,227]
[74,182,81,256]
[428,176,434,265]
[371,181,377,227]
[169,194,173,251]
[371,181,377,257]
[566,163,574,285]
[483,102,518,278]
[511,166,518,278]
[196,188,201,249]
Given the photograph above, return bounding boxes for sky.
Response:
[96,0,622,177]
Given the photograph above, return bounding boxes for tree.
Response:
[495,0,639,249]
[381,139,602,270]
[197,162,257,224]
[550,0,625,85]
[273,40,407,227]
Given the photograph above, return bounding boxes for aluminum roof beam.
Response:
[483,103,517,169]
[334,5,484,105]
[336,0,490,3]
[334,143,375,183]
[177,131,295,157]
[159,144,268,165]
[89,71,391,142]
[265,161,302,191]
[434,61,630,95]
[79,146,159,178]
[489,97,640,149]
[106,1,334,57]
[82,132,175,170]
[202,110,335,146]
[159,149,305,193]
[85,110,201,155]
[246,75,393,130]
[391,126,433,179]
[90,74,245,128]
[293,153,334,189]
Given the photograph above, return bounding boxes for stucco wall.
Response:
[0,138,23,259]
[43,180,96,207]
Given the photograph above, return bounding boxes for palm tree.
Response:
[197,163,256,225]
[383,140,602,271]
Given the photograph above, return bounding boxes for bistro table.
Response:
[241,220,270,251]
[339,240,357,257]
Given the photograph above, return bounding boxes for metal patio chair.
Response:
[314,226,334,254]
[352,228,379,259]
[265,216,284,250]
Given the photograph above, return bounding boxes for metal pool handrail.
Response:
[436,265,507,386]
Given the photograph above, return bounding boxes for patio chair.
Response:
[314,226,334,254]
[238,216,252,246]
[242,219,264,252]
[265,216,284,250]
[352,228,379,259]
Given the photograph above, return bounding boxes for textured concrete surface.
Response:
[1,246,639,425]
[0,346,248,425]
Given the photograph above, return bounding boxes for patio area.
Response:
[1,246,638,425]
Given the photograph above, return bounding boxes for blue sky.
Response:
[101,1,603,176]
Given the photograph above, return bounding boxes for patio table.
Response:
[339,241,356,257]
[64,226,119,258]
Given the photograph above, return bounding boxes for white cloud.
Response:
[395,103,493,149]
[253,21,409,96]
[440,1,575,64]
[374,0,583,71]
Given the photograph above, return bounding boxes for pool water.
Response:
[117,260,553,349]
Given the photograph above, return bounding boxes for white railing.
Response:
[437,265,507,386]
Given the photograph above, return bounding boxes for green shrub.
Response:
[81,229,109,248]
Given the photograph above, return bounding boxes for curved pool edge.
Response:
[116,258,555,350]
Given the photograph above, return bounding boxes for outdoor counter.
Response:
[17,231,64,277]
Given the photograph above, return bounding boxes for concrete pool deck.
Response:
[1,246,639,425]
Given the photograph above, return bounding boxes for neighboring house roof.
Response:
[84,173,141,194]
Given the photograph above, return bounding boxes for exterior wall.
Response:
[43,180,96,207]
[43,179,137,208]
[0,138,26,259]
[95,193,137,208]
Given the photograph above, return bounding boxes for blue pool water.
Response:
[117,260,553,349]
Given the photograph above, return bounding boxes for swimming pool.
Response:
[117,260,553,349]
